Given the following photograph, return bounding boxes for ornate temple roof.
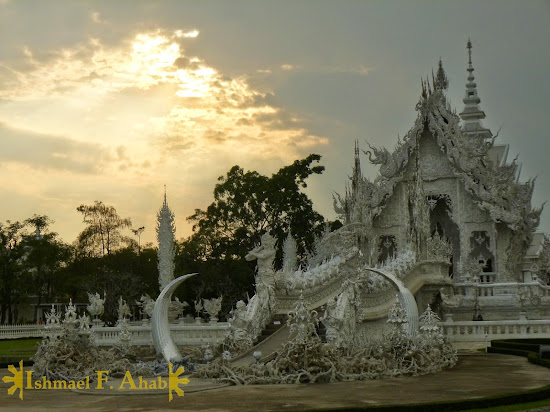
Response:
[334,42,542,235]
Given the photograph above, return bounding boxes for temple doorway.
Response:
[427,195,460,276]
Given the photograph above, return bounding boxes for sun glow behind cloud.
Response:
[0,29,328,243]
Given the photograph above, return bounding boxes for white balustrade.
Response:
[0,322,230,346]
[92,322,230,346]
[440,319,550,342]
[0,324,45,339]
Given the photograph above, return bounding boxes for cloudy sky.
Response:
[1,0,549,245]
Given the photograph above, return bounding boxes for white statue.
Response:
[282,231,298,273]
[45,305,60,328]
[203,297,222,322]
[136,294,155,319]
[86,292,104,318]
[245,233,277,292]
[78,314,91,333]
[419,304,442,336]
[168,297,188,322]
[44,305,62,341]
[64,299,78,326]
[227,233,277,347]
[228,300,248,329]
[117,296,131,322]
[118,318,132,353]
[439,288,463,308]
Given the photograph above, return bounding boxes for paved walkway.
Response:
[2,353,550,411]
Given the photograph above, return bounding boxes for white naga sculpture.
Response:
[227,234,277,346]
[151,273,197,363]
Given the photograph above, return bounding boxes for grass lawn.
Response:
[0,338,40,362]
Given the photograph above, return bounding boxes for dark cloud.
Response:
[0,123,105,173]
[253,109,301,131]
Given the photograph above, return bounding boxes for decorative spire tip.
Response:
[435,57,449,91]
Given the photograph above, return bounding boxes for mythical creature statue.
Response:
[117,296,131,322]
[364,144,406,179]
[439,288,463,308]
[168,297,188,322]
[203,297,223,321]
[86,292,104,318]
[136,294,155,318]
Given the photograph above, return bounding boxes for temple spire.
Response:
[434,58,449,91]
[459,39,492,140]
[352,140,362,191]
[157,187,176,292]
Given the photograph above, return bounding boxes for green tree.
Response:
[187,153,326,265]
[20,215,72,322]
[0,220,25,323]
[177,154,329,318]
[76,201,133,257]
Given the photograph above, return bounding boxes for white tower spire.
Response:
[459,39,492,140]
[157,186,176,292]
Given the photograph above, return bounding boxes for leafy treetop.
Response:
[187,154,327,267]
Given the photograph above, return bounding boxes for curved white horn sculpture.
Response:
[152,273,197,363]
[366,268,419,336]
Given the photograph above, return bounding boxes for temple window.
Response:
[469,231,495,273]
[378,235,397,264]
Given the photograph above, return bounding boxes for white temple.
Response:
[224,40,549,351]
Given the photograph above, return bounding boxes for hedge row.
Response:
[491,339,543,353]
[528,352,550,368]
[486,346,532,357]
[0,358,34,369]
[505,339,550,345]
